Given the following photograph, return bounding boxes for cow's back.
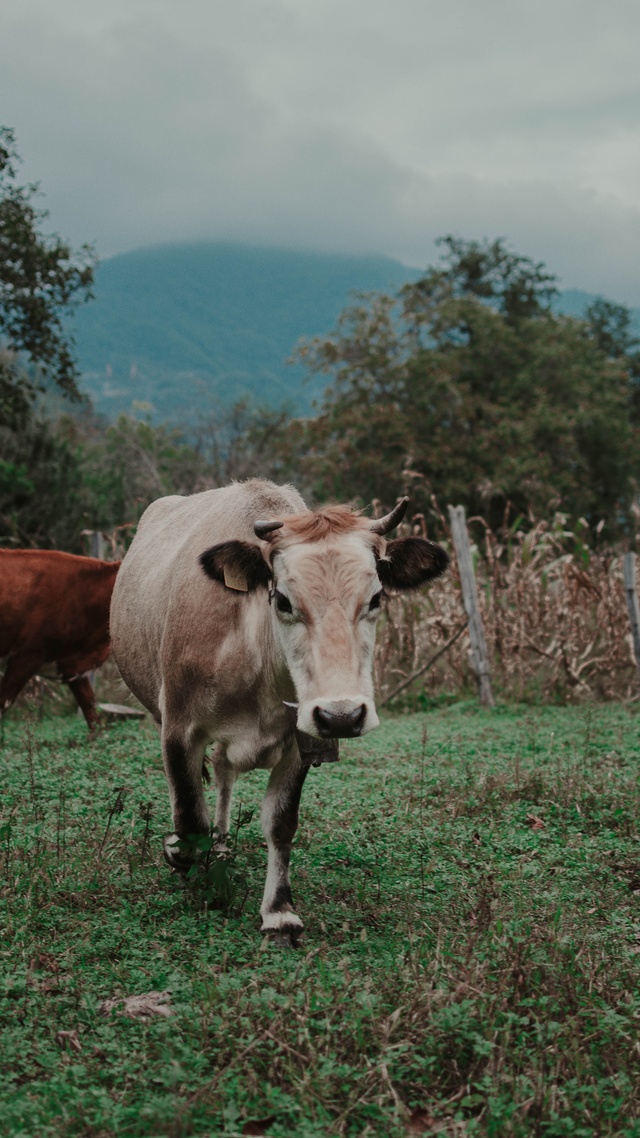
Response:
[110,480,306,720]
[0,550,119,663]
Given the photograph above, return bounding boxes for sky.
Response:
[1,0,639,303]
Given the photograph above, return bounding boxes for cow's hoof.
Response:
[163,833,195,875]
[261,910,304,945]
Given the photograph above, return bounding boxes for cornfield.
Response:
[375,513,640,706]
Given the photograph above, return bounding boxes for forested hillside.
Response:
[3,150,639,552]
[73,243,417,420]
[74,243,640,424]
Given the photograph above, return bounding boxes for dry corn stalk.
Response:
[375,515,637,704]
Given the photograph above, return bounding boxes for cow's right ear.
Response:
[199,541,272,592]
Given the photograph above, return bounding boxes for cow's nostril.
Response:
[313,704,367,738]
[313,706,332,735]
[352,703,366,732]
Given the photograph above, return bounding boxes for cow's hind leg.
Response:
[260,740,308,939]
[162,728,211,874]
[66,674,98,730]
[0,654,43,715]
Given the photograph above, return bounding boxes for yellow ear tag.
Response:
[223,566,248,592]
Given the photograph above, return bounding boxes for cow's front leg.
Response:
[260,740,308,938]
[162,729,211,874]
[212,746,236,853]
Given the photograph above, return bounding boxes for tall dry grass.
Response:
[375,513,639,706]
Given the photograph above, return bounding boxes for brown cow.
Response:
[111,479,448,936]
[0,550,120,729]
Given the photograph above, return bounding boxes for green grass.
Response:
[2,703,640,1137]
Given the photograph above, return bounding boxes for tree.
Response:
[193,397,297,485]
[292,237,640,534]
[0,407,213,551]
[583,296,640,424]
[81,414,206,529]
[0,409,88,548]
[0,127,98,548]
[0,126,95,424]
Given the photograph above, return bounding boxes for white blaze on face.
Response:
[269,533,382,738]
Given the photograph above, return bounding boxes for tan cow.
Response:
[110,479,447,937]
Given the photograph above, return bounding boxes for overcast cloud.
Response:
[1,0,639,302]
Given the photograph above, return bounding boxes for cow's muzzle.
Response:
[312,703,366,738]
[290,698,379,739]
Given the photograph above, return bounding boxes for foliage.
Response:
[2,706,640,1135]
[80,413,206,530]
[0,127,95,418]
[0,407,210,550]
[0,400,90,549]
[0,125,98,546]
[292,237,640,531]
[0,395,306,551]
[4,227,640,552]
[193,397,295,486]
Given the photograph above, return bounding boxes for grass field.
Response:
[2,703,640,1137]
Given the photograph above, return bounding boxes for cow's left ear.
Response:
[376,538,449,592]
[199,541,272,592]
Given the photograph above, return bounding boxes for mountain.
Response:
[555,288,640,330]
[73,243,418,422]
[73,243,640,425]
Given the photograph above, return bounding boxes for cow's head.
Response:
[199,499,448,739]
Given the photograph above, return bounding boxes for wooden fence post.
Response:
[90,531,106,561]
[623,552,640,678]
[86,532,106,701]
[447,504,495,708]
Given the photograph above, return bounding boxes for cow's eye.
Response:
[368,590,384,612]
[274,590,293,614]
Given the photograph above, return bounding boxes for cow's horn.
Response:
[369,497,409,534]
[283,701,299,727]
[254,520,283,539]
